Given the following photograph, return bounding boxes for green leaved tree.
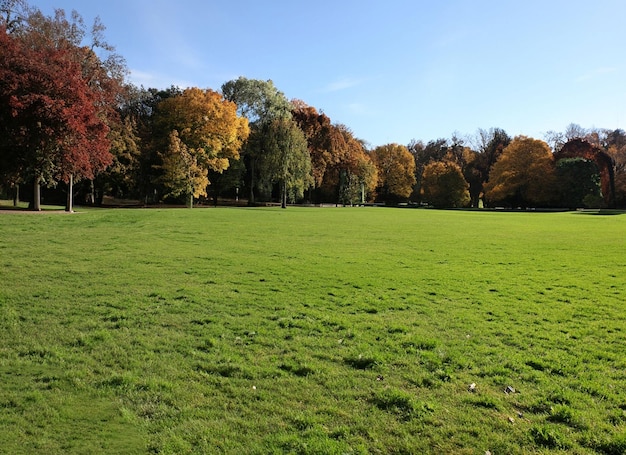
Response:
[262,117,313,208]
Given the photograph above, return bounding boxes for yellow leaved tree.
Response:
[421,160,470,208]
[154,87,249,207]
[484,136,556,208]
[370,143,416,202]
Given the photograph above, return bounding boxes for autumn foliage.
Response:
[370,144,416,202]
[0,26,111,188]
[484,136,556,207]
[153,88,249,206]
[421,161,470,208]
[292,102,377,204]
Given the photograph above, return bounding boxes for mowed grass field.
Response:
[0,206,625,454]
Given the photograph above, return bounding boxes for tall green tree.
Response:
[262,117,313,208]
[130,86,182,204]
[221,77,292,204]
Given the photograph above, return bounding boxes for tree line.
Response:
[2,1,625,210]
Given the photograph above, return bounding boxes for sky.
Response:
[31,0,626,148]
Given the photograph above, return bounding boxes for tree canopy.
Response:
[0,21,114,210]
[152,87,249,207]
[484,136,556,208]
[262,117,313,208]
[370,144,416,202]
[421,161,470,208]
[221,77,293,204]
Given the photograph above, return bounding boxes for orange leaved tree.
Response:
[484,136,556,208]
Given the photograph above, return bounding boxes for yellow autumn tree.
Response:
[484,136,556,208]
[421,160,470,208]
[370,143,416,202]
[154,87,249,207]
[159,131,209,208]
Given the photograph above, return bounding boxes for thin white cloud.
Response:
[576,67,617,83]
[322,77,364,93]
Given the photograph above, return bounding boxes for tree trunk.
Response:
[87,179,95,205]
[12,183,19,207]
[65,174,74,212]
[281,181,287,209]
[33,176,41,211]
[188,193,193,209]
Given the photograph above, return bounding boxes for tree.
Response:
[475,128,511,200]
[291,102,377,205]
[0,0,28,33]
[0,24,112,211]
[221,77,291,204]
[291,101,335,191]
[1,5,128,211]
[484,136,556,208]
[370,143,416,203]
[343,155,377,205]
[158,131,209,208]
[604,129,626,207]
[461,147,483,208]
[408,138,446,202]
[152,87,249,207]
[124,86,182,205]
[564,123,587,141]
[555,138,615,208]
[421,161,470,208]
[222,77,292,124]
[96,103,142,202]
[262,117,313,208]
[320,124,374,205]
[555,158,602,208]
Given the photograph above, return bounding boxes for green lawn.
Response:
[1,207,625,454]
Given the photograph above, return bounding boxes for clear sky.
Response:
[31,0,626,148]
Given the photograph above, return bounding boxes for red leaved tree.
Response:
[1,27,111,210]
[1,8,125,210]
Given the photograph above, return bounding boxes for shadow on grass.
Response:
[576,209,626,216]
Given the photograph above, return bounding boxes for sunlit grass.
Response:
[1,207,625,453]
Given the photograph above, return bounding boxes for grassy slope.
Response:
[0,207,625,454]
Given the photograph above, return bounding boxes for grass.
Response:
[0,205,625,454]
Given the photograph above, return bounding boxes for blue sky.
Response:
[32,0,626,148]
